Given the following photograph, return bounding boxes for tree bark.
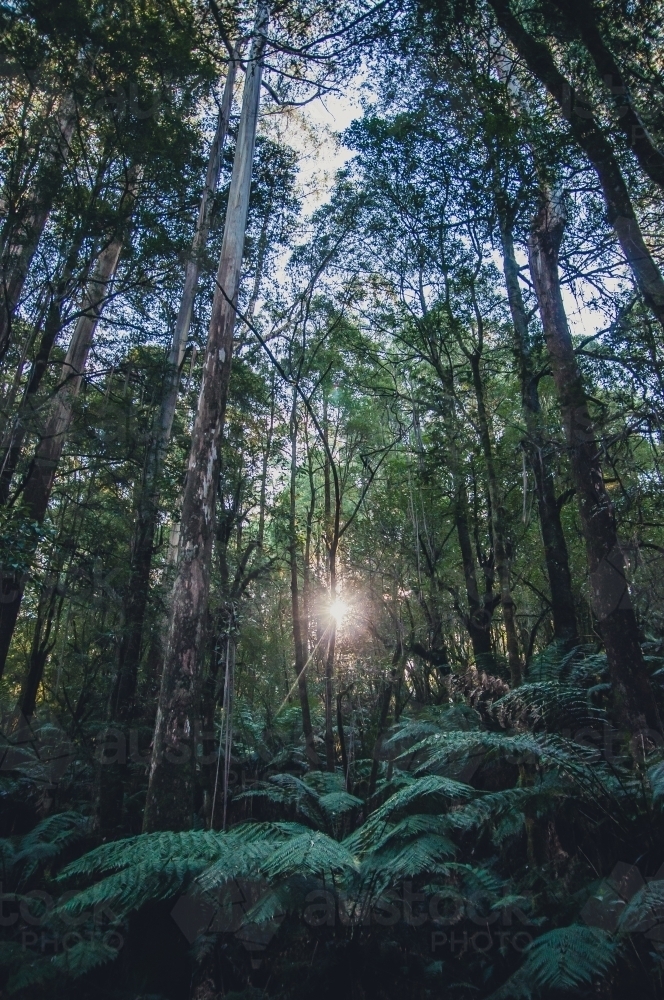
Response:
[324,539,338,770]
[528,187,661,733]
[0,94,76,363]
[17,559,64,718]
[469,351,523,686]
[499,212,578,646]
[488,0,664,328]
[289,391,321,769]
[368,636,403,797]
[337,690,349,787]
[142,8,268,833]
[549,0,664,191]
[0,217,95,503]
[110,59,237,733]
[453,475,498,667]
[431,369,498,667]
[0,169,138,676]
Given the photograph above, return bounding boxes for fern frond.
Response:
[319,791,363,815]
[196,839,284,893]
[15,811,91,878]
[371,813,454,851]
[4,937,119,994]
[236,774,327,828]
[490,925,617,997]
[371,774,475,821]
[345,775,474,855]
[51,937,120,977]
[491,682,603,732]
[58,829,224,880]
[648,760,664,809]
[361,832,456,883]
[57,858,205,919]
[618,879,664,934]
[407,730,599,779]
[443,779,571,844]
[259,831,358,881]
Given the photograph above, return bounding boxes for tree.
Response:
[142,3,269,832]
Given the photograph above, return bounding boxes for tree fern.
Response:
[618,879,664,935]
[490,682,605,732]
[258,830,358,881]
[489,925,617,997]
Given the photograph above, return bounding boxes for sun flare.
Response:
[329,598,348,624]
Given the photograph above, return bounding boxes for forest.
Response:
[2,0,664,996]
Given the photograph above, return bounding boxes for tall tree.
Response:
[528,185,661,732]
[497,198,578,647]
[143,4,269,833]
[0,91,76,363]
[487,0,664,328]
[0,164,140,676]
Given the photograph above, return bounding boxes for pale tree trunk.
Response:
[0,167,139,676]
[289,391,321,769]
[435,372,498,667]
[107,63,237,773]
[0,94,76,363]
[469,351,523,686]
[109,59,238,735]
[142,6,268,833]
[0,171,108,504]
[528,188,661,733]
[498,212,578,647]
[303,419,316,667]
[257,370,275,549]
[489,0,664,327]
[453,474,498,668]
[324,538,338,770]
[321,394,339,771]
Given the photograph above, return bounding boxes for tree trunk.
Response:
[0,170,138,676]
[469,352,523,685]
[550,0,664,191]
[324,540,337,771]
[257,371,275,549]
[142,9,268,833]
[433,370,498,667]
[368,636,403,797]
[0,222,93,503]
[454,463,497,668]
[0,94,76,363]
[337,691,349,787]
[289,391,321,769]
[499,214,578,647]
[489,0,664,328]
[17,549,66,718]
[110,59,237,733]
[528,187,661,733]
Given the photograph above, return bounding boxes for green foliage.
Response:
[0,810,90,884]
[489,926,618,998]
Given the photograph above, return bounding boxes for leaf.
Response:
[319,791,363,815]
[618,880,664,934]
[259,831,358,881]
[498,926,617,995]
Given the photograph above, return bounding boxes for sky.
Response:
[267,84,365,212]
[260,72,610,345]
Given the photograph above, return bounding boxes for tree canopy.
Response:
[1,0,664,997]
